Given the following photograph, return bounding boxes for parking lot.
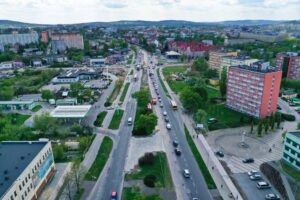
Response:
[232,173,282,200]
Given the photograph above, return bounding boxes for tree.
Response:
[275,112,282,128]
[0,87,14,100]
[298,122,300,130]
[70,82,84,97]
[71,159,86,194]
[41,90,54,101]
[270,113,275,130]
[53,145,64,161]
[194,109,208,132]
[78,136,90,153]
[180,87,202,112]
[220,67,227,98]
[192,86,208,102]
[257,121,263,136]
[192,58,208,72]
[263,119,269,134]
[133,113,158,136]
[250,117,254,134]
[33,112,58,134]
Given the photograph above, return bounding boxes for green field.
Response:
[184,125,216,189]
[120,82,130,103]
[93,111,108,127]
[125,152,173,188]
[85,136,113,181]
[31,105,42,112]
[108,109,124,130]
[123,186,163,200]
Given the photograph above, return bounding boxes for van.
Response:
[127,117,132,126]
[183,169,190,178]
[256,181,271,189]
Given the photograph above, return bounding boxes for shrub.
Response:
[138,153,154,166]
[281,113,296,121]
[104,101,112,107]
[143,174,156,188]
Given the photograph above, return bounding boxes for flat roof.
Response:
[0,101,34,105]
[166,51,181,56]
[50,105,91,118]
[288,131,300,138]
[0,141,48,198]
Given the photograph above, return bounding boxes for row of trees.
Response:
[257,113,282,136]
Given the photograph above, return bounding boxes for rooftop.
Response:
[288,131,300,139]
[0,141,48,198]
[50,105,91,118]
[229,62,278,74]
[0,100,34,105]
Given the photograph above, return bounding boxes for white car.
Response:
[166,123,171,130]
[247,170,258,176]
[163,111,167,116]
[183,169,190,178]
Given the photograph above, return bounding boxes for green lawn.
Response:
[123,186,163,200]
[184,125,216,189]
[125,152,173,188]
[119,82,130,103]
[0,113,31,126]
[31,105,42,112]
[162,66,188,94]
[108,109,124,130]
[93,111,108,127]
[85,136,113,181]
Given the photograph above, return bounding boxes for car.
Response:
[249,174,262,180]
[257,181,271,189]
[265,194,280,200]
[242,158,254,163]
[247,170,259,176]
[163,111,167,116]
[172,140,179,147]
[166,123,171,130]
[183,169,190,178]
[160,103,163,108]
[289,102,296,106]
[277,105,282,110]
[174,148,181,156]
[111,191,117,200]
[157,96,161,99]
[215,151,224,157]
[158,99,162,102]
[208,118,218,124]
[165,117,170,122]
[192,198,199,200]
[156,91,159,95]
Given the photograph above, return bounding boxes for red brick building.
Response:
[275,52,300,80]
[226,62,282,118]
[41,31,48,43]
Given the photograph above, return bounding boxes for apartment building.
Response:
[208,50,238,72]
[0,32,39,45]
[282,131,300,171]
[220,56,259,71]
[41,31,49,43]
[51,33,84,49]
[0,141,55,200]
[275,52,300,80]
[226,62,282,118]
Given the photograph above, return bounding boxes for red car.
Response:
[111,191,117,200]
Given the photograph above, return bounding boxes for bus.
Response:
[170,100,177,110]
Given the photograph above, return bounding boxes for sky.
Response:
[0,0,299,24]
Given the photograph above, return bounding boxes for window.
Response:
[14,191,17,197]
[25,177,28,183]
[30,183,33,189]
[27,187,30,192]
[22,181,25,187]
[19,185,22,190]
[10,195,13,200]
[24,191,27,197]
[21,195,24,200]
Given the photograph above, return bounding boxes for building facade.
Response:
[226,63,282,118]
[0,141,55,200]
[41,32,49,44]
[282,131,300,171]
[208,50,238,72]
[51,33,84,49]
[275,52,300,80]
[0,33,39,45]
[220,56,259,72]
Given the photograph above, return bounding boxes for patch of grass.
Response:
[120,82,130,103]
[184,125,216,189]
[85,136,113,181]
[31,105,42,112]
[156,68,170,96]
[108,109,124,130]
[281,161,300,181]
[93,111,107,127]
[123,186,163,200]
[0,113,31,126]
[130,69,134,75]
[74,188,85,200]
[125,152,173,188]
[106,80,124,106]
[127,54,133,64]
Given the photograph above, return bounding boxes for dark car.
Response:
[215,151,224,157]
[164,117,169,122]
[173,140,179,147]
[175,148,181,156]
[242,158,254,163]
[276,105,281,110]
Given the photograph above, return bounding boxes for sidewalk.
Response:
[159,66,243,200]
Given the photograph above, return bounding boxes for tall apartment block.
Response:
[41,31,49,43]
[208,50,237,72]
[51,33,84,49]
[275,52,300,80]
[0,32,39,45]
[226,62,282,118]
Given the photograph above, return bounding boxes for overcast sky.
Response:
[0,0,299,24]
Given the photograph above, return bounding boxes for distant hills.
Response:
[0,19,298,28]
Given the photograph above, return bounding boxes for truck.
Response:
[151,98,157,105]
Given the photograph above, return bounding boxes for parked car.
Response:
[208,118,218,124]
[265,194,280,200]
[215,151,224,157]
[163,111,167,116]
[242,158,254,163]
[276,105,281,110]
[173,140,179,147]
[111,191,117,200]
[165,117,170,122]
[249,174,262,180]
[166,123,171,130]
[247,170,258,176]
[175,148,181,156]
[160,103,163,108]
[183,169,190,178]
[256,181,271,189]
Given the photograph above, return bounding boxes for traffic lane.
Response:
[232,173,281,200]
[154,73,212,200]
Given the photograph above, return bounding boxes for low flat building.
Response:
[89,57,105,67]
[165,51,181,59]
[282,131,300,171]
[55,98,77,106]
[0,101,35,110]
[0,141,55,200]
[52,69,101,84]
[50,105,91,123]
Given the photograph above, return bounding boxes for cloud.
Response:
[102,0,128,8]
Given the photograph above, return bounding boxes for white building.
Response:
[0,62,13,70]
[89,57,105,67]
[50,105,92,123]
[0,141,55,200]
[0,32,39,45]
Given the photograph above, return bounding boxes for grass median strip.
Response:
[105,79,124,107]
[108,109,124,130]
[31,105,42,112]
[120,82,130,103]
[184,125,216,189]
[156,68,170,97]
[84,136,113,181]
[93,111,108,127]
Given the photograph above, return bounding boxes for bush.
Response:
[281,113,296,121]
[143,174,156,188]
[138,153,154,166]
[104,101,112,107]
